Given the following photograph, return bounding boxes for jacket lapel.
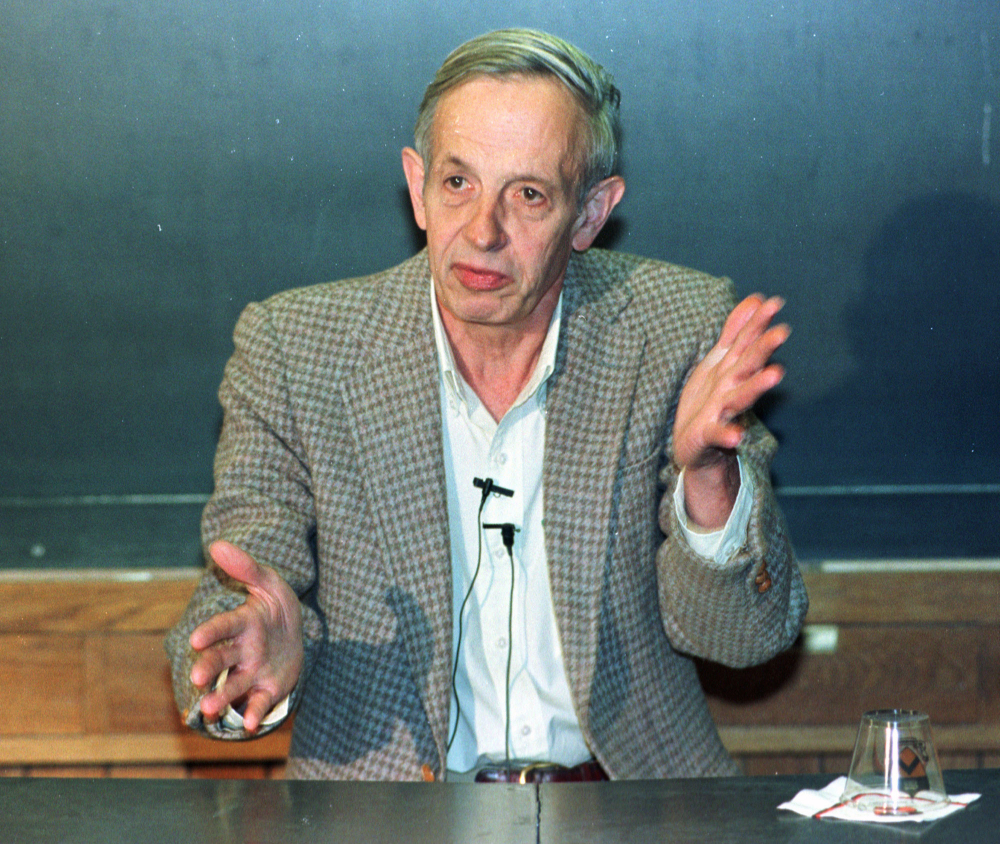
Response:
[335,250,647,766]
[340,254,453,765]
[543,252,646,723]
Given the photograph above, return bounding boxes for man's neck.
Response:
[438,286,561,422]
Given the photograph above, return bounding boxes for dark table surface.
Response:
[538,769,998,843]
[0,769,995,843]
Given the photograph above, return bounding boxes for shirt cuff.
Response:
[673,458,754,565]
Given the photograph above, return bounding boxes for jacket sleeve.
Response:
[656,417,807,668]
[653,281,807,668]
[164,300,327,739]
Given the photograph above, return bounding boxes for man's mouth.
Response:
[453,264,509,291]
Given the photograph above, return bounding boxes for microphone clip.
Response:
[483,522,518,551]
[473,476,514,501]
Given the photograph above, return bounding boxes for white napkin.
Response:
[778,776,980,824]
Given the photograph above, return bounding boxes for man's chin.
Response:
[439,299,522,330]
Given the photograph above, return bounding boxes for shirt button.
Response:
[494,452,508,465]
[496,637,507,649]
[521,725,531,736]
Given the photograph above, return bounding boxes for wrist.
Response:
[681,452,740,530]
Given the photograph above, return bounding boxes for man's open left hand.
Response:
[672,294,789,527]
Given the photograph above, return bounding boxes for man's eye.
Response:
[521,187,544,203]
[445,176,466,190]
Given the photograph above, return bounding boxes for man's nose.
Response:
[464,196,506,251]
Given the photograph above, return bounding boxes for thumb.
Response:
[208,540,263,588]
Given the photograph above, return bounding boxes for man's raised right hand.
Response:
[189,540,304,733]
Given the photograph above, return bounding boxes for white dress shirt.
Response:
[431,282,753,773]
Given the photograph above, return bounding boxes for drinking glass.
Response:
[840,710,948,815]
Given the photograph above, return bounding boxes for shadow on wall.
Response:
[798,191,1000,486]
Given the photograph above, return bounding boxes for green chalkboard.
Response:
[2,1,998,566]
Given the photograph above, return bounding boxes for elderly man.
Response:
[166,28,807,782]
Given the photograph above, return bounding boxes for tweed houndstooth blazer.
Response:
[166,247,808,780]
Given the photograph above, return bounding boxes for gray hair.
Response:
[414,28,622,200]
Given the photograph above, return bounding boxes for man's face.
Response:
[402,75,617,333]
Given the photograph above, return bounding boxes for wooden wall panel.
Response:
[740,755,821,777]
[0,728,292,767]
[0,574,198,633]
[820,755,853,774]
[700,626,986,726]
[0,634,85,735]
[105,765,187,778]
[29,766,106,778]
[0,565,998,777]
[980,626,1000,723]
[800,569,1000,624]
[188,763,270,779]
[86,633,183,734]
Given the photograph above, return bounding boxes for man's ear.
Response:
[401,147,428,231]
[571,175,626,251]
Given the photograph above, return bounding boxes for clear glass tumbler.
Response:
[840,709,948,816]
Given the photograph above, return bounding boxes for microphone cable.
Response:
[445,482,490,753]
[446,479,518,770]
[483,521,517,768]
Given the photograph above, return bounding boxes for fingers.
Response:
[717,294,763,347]
[703,297,787,389]
[674,293,790,471]
[720,361,787,420]
[186,541,305,727]
[709,295,789,398]
[210,541,292,624]
[727,296,787,356]
[189,629,243,688]
[188,596,257,689]
[694,420,744,458]
[717,293,777,347]
[715,294,783,356]
[241,691,278,734]
[737,308,790,358]
[209,540,263,587]
[196,670,274,734]
[196,670,245,719]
